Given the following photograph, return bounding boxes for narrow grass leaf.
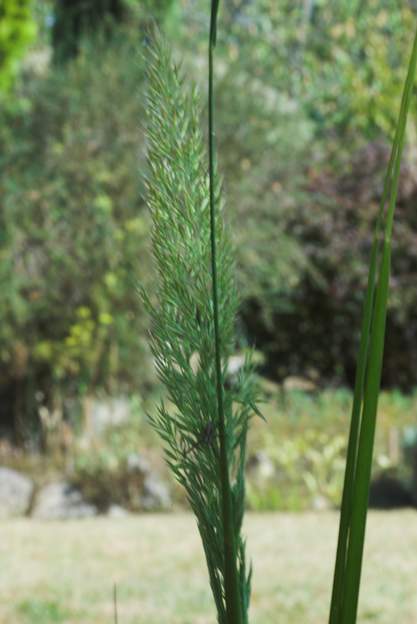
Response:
[113,583,118,624]
[329,23,417,624]
[208,1,244,622]
[328,57,411,624]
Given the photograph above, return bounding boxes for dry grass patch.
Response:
[0,512,416,623]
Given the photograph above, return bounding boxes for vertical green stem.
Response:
[208,2,243,623]
[329,23,417,624]
[113,583,118,624]
[341,32,417,621]
[329,131,398,624]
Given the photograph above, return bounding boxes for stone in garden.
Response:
[32,481,98,520]
[107,504,130,518]
[0,467,34,518]
[246,451,275,479]
[126,452,150,475]
[89,397,130,435]
[258,377,281,398]
[227,354,246,377]
[282,376,317,392]
[311,495,331,511]
[140,475,171,511]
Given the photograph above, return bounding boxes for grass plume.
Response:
[143,31,258,623]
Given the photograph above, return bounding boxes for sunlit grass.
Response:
[0,514,416,624]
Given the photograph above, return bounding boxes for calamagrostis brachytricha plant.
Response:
[143,23,259,624]
[144,0,417,621]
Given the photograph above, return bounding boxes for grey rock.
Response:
[246,451,275,479]
[0,467,34,518]
[107,504,130,518]
[282,376,317,392]
[127,453,150,475]
[311,495,331,511]
[227,354,246,377]
[140,475,171,511]
[32,482,97,520]
[89,397,130,435]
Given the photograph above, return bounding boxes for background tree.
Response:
[52,0,127,62]
[51,0,176,62]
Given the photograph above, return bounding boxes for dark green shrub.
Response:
[242,140,417,388]
[51,0,177,62]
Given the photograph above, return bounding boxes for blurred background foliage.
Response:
[2,0,417,507]
[0,0,37,94]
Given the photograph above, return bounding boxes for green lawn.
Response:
[0,512,416,623]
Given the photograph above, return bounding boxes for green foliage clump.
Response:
[251,136,417,388]
[303,0,416,137]
[0,0,37,93]
[216,0,416,138]
[0,32,153,433]
[246,388,417,512]
[18,598,68,624]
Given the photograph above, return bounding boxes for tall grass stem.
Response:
[208,2,244,622]
[329,23,417,624]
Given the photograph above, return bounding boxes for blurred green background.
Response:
[2,0,417,513]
